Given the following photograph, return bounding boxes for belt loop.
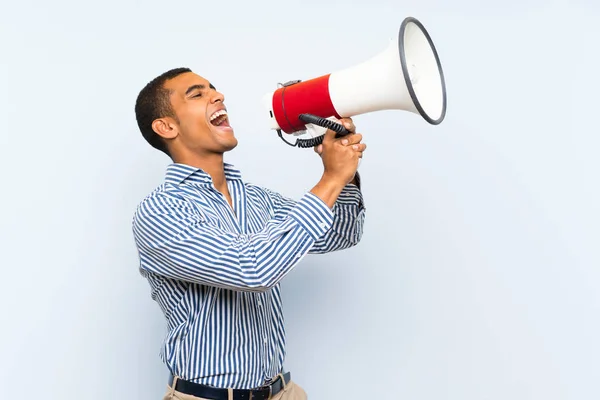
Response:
[170,376,179,397]
[227,387,233,400]
[277,373,287,390]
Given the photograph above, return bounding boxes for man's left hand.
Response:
[313,117,361,157]
[314,117,363,186]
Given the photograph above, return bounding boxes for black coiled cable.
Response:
[276,113,351,148]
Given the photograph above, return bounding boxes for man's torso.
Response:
[139,164,289,389]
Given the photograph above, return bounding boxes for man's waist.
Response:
[164,359,286,389]
[169,372,291,400]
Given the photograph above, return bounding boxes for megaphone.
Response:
[262,16,447,148]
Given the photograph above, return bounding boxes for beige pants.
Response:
[163,376,308,400]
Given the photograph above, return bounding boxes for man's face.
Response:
[163,72,237,156]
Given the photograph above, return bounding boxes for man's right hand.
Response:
[320,117,365,185]
[310,117,366,208]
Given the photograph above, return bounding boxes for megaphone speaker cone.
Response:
[399,17,447,125]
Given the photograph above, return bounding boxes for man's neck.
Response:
[174,152,228,192]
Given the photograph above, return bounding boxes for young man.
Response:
[132,67,367,400]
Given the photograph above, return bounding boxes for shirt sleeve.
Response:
[132,189,334,292]
[262,176,366,254]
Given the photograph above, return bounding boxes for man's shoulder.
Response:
[133,182,188,217]
[138,181,181,201]
[243,181,267,194]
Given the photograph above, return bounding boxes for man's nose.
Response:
[212,91,225,103]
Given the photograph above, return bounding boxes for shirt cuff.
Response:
[288,192,335,240]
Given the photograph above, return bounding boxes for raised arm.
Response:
[309,117,367,251]
[132,189,335,292]
[133,121,365,291]
[262,173,366,254]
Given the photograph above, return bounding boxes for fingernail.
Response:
[352,144,359,150]
[342,139,348,145]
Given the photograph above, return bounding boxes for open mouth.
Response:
[210,109,230,127]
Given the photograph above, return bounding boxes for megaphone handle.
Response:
[298,113,351,137]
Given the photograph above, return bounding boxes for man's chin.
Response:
[222,141,237,151]
[207,124,237,150]
[219,137,238,153]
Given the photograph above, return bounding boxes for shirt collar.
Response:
[165,162,243,185]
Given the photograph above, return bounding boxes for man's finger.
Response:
[341,133,362,146]
[351,143,367,152]
[339,117,355,133]
[322,125,338,143]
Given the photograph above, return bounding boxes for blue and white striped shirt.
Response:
[132,163,365,389]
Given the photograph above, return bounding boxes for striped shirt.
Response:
[132,163,365,389]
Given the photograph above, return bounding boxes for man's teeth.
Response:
[210,110,227,122]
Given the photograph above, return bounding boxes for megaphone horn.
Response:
[263,16,447,148]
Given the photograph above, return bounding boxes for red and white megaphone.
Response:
[262,16,447,147]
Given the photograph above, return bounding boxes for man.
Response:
[132,67,367,400]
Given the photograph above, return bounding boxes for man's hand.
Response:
[314,118,362,157]
[314,117,365,183]
[309,117,366,208]
[318,117,366,183]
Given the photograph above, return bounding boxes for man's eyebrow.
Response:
[185,84,205,95]
[185,83,216,95]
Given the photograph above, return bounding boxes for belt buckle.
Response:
[249,385,271,400]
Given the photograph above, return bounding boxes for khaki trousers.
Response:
[163,376,308,400]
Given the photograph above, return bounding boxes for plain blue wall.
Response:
[1,0,598,399]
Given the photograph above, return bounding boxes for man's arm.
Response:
[133,118,365,291]
[133,189,335,292]
[262,172,366,254]
[311,174,365,253]
[306,117,367,251]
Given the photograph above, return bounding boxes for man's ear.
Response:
[152,117,178,140]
